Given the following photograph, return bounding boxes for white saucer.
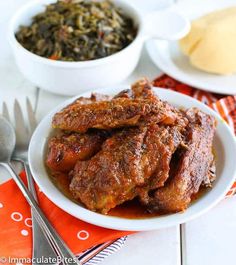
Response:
[146,0,236,95]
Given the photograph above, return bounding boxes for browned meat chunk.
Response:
[73,93,112,105]
[69,122,185,214]
[144,108,216,213]
[70,127,147,213]
[61,92,112,115]
[52,80,182,133]
[52,98,180,133]
[46,131,108,172]
[115,78,188,128]
[138,125,184,202]
[114,78,156,100]
[46,92,111,173]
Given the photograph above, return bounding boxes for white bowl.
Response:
[9,0,144,96]
[9,0,190,96]
[28,87,236,231]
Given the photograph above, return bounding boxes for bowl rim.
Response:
[28,86,236,231]
[8,0,144,68]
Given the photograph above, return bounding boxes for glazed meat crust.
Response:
[72,93,112,105]
[46,131,108,172]
[70,127,148,213]
[70,122,185,214]
[46,93,111,172]
[144,109,216,213]
[52,97,180,133]
[138,125,184,202]
[114,78,157,100]
[52,79,181,133]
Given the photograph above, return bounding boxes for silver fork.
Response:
[2,100,57,263]
[2,99,80,265]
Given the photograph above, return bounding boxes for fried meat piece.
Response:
[70,122,185,214]
[46,131,108,172]
[70,127,147,213]
[144,108,216,213]
[52,98,178,133]
[114,78,156,100]
[52,79,181,133]
[138,126,184,202]
[71,93,112,105]
[115,78,188,128]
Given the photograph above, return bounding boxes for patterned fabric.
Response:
[77,236,127,265]
[0,172,132,265]
[79,237,127,265]
[153,74,236,196]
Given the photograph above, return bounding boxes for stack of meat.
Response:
[46,79,216,215]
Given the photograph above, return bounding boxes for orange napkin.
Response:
[0,172,131,263]
[0,74,236,263]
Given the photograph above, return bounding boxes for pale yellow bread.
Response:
[179,7,236,75]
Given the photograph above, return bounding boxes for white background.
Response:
[0,1,236,264]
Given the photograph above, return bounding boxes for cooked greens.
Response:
[15,0,137,61]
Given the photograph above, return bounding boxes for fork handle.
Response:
[23,162,59,264]
[1,162,80,265]
[24,163,38,201]
[13,159,58,262]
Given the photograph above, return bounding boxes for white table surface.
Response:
[1,1,236,265]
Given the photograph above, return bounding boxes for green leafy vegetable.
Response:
[16,0,137,61]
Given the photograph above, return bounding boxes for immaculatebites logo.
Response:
[0,256,79,264]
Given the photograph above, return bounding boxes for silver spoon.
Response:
[0,116,80,265]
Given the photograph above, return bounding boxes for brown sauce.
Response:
[50,171,74,201]
[108,199,162,219]
[49,170,209,219]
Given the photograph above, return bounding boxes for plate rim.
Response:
[146,0,236,95]
[146,40,236,95]
[28,86,236,231]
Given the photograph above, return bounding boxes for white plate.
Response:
[146,0,236,95]
[29,87,236,231]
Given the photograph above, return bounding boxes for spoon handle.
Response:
[1,162,80,265]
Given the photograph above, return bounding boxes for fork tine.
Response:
[14,99,29,144]
[26,98,37,135]
[2,102,10,122]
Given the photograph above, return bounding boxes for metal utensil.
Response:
[0,115,80,265]
[2,100,58,263]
